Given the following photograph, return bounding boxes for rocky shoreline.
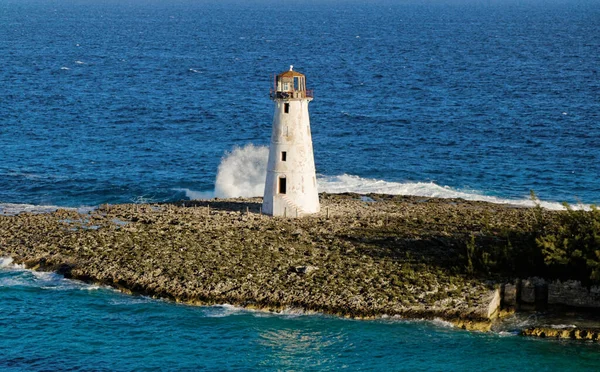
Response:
[0,193,598,336]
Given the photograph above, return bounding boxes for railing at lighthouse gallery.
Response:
[270,89,314,99]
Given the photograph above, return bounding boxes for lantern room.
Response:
[270,65,314,100]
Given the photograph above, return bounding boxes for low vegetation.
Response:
[459,192,600,285]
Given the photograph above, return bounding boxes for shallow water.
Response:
[1,263,599,371]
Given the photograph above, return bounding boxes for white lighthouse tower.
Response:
[262,66,320,217]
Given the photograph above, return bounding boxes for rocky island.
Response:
[1,193,599,338]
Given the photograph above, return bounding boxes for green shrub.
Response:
[537,204,600,284]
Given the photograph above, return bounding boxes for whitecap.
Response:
[213,144,269,198]
[318,174,586,211]
[201,304,248,317]
[82,285,102,291]
[497,331,519,337]
[430,318,455,328]
[0,257,14,268]
[549,324,577,329]
[0,259,105,292]
[175,143,589,210]
[32,271,63,281]
[0,257,25,270]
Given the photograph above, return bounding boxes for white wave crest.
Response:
[318,174,581,211]
[430,317,456,328]
[203,304,249,317]
[179,144,582,210]
[213,144,269,198]
[497,331,519,337]
[0,257,13,268]
[0,257,106,291]
[33,270,64,282]
[0,257,25,270]
[549,324,577,329]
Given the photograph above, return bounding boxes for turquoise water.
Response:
[1,264,599,371]
[2,0,600,369]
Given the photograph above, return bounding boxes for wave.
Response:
[213,144,270,198]
[0,256,108,291]
[176,144,583,211]
[2,144,588,213]
[203,304,249,318]
[0,257,23,269]
[430,318,456,328]
[317,174,580,211]
[549,324,577,329]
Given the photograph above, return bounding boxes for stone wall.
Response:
[502,278,600,310]
[548,280,600,307]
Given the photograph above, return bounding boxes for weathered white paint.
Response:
[263,70,319,217]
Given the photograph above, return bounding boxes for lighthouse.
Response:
[262,66,320,217]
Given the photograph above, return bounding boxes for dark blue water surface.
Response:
[2,1,600,369]
[1,0,599,207]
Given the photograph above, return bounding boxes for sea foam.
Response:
[0,257,108,291]
[180,144,586,211]
[213,144,270,198]
[0,257,20,269]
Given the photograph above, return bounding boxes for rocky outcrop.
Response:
[0,194,519,326]
[521,327,600,341]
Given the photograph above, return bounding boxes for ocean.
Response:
[2,259,600,371]
[1,0,600,369]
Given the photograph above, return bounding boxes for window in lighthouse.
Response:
[278,177,287,194]
[284,103,290,114]
[281,151,287,162]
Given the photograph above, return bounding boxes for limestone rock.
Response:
[289,265,318,275]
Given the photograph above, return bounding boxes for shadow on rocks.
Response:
[164,198,263,214]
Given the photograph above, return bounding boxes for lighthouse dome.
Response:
[271,67,313,100]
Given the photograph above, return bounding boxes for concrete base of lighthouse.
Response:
[263,171,320,218]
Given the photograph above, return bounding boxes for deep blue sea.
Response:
[1,0,600,369]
